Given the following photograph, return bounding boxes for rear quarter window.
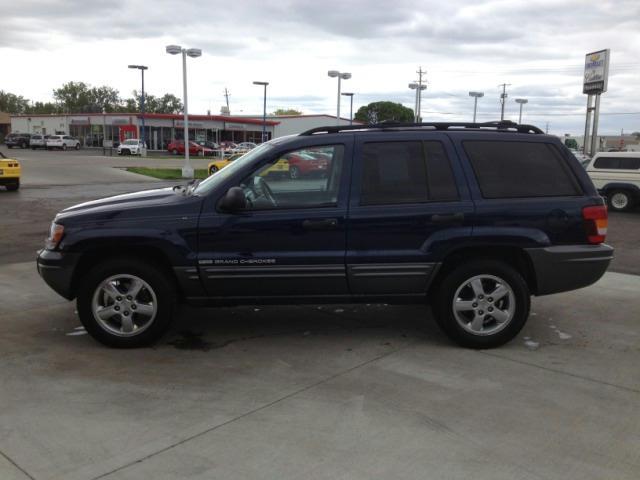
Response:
[594,156,640,170]
[463,140,582,198]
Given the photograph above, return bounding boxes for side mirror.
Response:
[219,186,247,212]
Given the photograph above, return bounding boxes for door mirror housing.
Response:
[219,186,247,212]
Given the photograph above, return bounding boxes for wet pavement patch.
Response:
[167,331,214,351]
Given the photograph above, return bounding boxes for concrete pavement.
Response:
[0,262,638,480]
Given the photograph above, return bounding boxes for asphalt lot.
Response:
[0,147,639,480]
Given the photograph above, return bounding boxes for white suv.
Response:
[117,139,147,156]
[46,135,81,151]
[586,151,640,211]
[30,134,49,150]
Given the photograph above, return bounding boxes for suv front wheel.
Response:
[76,258,176,348]
[433,259,530,349]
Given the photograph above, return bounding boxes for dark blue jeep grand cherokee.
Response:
[37,121,613,349]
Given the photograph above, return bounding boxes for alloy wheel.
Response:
[452,274,516,336]
[91,274,158,337]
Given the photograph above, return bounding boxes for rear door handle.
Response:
[430,213,465,224]
[302,218,338,230]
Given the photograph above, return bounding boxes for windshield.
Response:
[193,143,274,195]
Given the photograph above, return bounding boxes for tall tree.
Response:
[127,91,183,114]
[0,90,30,113]
[354,101,414,124]
[53,81,92,112]
[89,86,121,112]
[271,108,302,116]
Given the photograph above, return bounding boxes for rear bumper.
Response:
[525,244,614,295]
[36,249,81,300]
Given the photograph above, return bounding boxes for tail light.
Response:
[582,205,608,244]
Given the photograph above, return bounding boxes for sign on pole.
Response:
[583,49,610,94]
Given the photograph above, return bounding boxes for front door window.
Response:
[238,145,344,210]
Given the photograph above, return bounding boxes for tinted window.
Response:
[360,141,458,205]
[595,156,640,170]
[424,141,458,201]
[463,141,581,198]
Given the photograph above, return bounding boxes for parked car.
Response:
[46,135,80,151]
[234,142,258,153]
[4,133,31,149]
[37,120,612,349]
[284,149,330,179]
[167,140,215,156]
[197,140,220,150]
[585,151,640,211]
[0,151,21,191]
[30,134,50,150]
[208,153,288,177]
[117,139,147,156]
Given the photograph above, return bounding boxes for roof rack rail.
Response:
[299,120,544,136]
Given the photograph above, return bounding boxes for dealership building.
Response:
[9,113,356,150]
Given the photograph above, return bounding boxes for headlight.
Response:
[45,222,65,250]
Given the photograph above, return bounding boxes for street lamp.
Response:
[409,82,427,122]
[341,92,354,125]
[166,44,202,179]
[515,98,528,124]
[128,65,148,151]
[468,91,484,123]
[328,70,351,125]
[253,81,269,143]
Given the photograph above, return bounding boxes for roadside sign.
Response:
[583,49,610,94]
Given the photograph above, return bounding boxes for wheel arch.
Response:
[429,245,538,296]
[70,245,184,301]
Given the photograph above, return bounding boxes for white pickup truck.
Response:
[586,152,640,211]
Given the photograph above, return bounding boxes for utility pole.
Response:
[409,66,427,123]
[223,88,231,114]
[545,122,549,134]
[498,83,511,121]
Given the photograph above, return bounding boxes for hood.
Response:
[59,187,184,218]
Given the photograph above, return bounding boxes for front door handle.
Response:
[302,218,338,230]
[431,213,465,224]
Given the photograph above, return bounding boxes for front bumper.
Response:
[36,249,81,300]
[525,244,614,296]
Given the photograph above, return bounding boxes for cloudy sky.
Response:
[2,0,639,134]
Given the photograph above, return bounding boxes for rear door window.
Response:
[360,141,458,205]
[463,141,581,198]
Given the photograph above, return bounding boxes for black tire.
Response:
[75,143,80,150]
[31,146,36,150]
[433,259,530,349]
[7,145,12,149]
[607,189,635,212]
[20,142,27,149]
[62,144,67,151]
[172,149,178,155]
[76,258,176,348]
[209,165,218,175]
[289,165,300,179]
[6,180,19,191]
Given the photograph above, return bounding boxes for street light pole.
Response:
[515,98,528,124]
[128,64,148,150]
[253,81,269,142]
[468,91,484,123]
[166,45,202,179]
[341,92,354,125]
[409,82,427,122]
[328,70,351,125]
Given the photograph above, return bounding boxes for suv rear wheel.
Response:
[433,259,530,349]
[76,258,176,348]
[607,189,635,212]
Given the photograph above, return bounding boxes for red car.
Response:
[284,149,331,179]
[167,140,215,156]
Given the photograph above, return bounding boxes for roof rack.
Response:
[300,120,544,136]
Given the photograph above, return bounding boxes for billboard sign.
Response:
[583,49,610,94]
